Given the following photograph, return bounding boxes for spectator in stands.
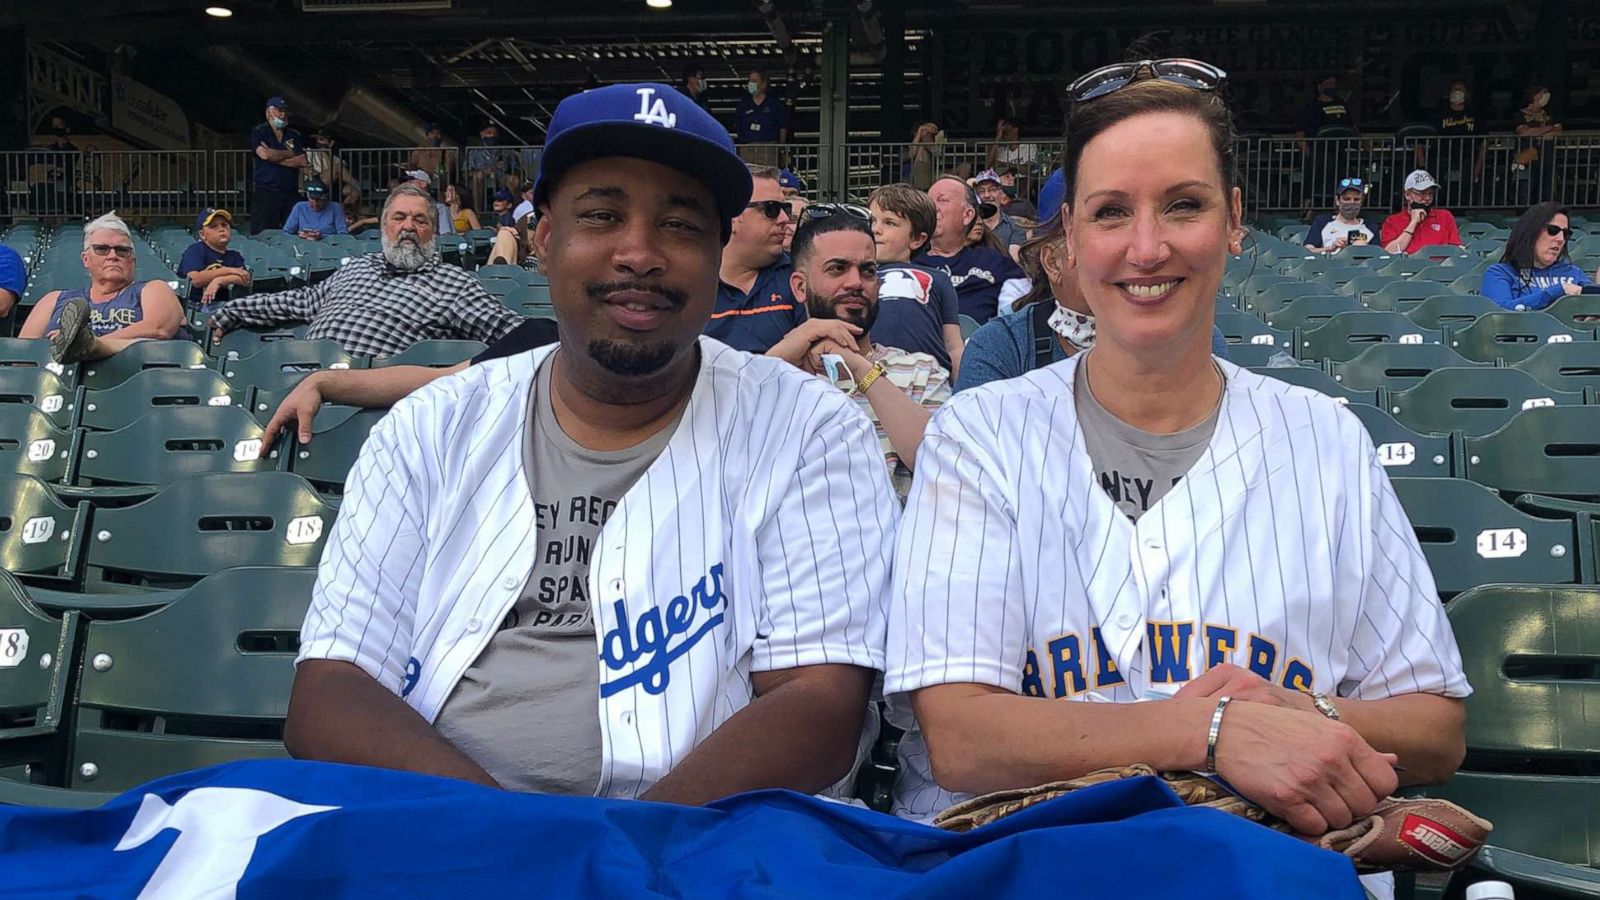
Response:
[209,184,521,357]
[0,243,24,320]
[443,184,481,234]
[1418,81,1485,202]
[972,169,1026,258]
[987,118,1041,184]
[1304,178,1374,254]
[1514,83,1562,205]
[283,180,347,241]
[997,167,1038,220]
[306,132,359,213]
[887,65,1467,875]
[915,175,1027,324]
[488,216,535,269]
[400,170,456,235]
[20,211,183,364]
[781,195,809,253]
[867,183,963,375]
[344,204,380,236]
[778,169,805,199]
[408,124,454,188]
[904,121,940,191]
[682,61,711,113]
[1480,202,1592,311]
[178,207,251,310]
[249,96,309,235]
[1296,74,1356,207]
[466,123,514,208]
[490,188,516,228]
[511,180,535,223]
[1380,170,1462,255]
[286,82,887,805]
[705,164,803,353]
[734,67,789,165]
[764,207,949,501]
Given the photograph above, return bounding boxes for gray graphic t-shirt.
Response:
[435,355,679,793]
[1075,354,1222,522]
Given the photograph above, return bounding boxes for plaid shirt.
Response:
[210,253,523,358]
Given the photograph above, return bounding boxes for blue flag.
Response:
[0,760,1364,898]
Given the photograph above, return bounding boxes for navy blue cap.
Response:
[1036,168,1065,223]
[304,180,328,196]
[493,189,514,203]
[533,82,752,241]
[266,96,288,111]
[195,208,232,230]
[778,169,805,192]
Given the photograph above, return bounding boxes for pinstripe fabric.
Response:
[299,337,897,798]
[883,355,1470,822]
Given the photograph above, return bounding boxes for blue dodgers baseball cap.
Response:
[533,82,753,241]
[1036,168,1066,223]
[778,169,805,193]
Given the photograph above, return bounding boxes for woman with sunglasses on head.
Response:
[1303,177,1373,254]
[1480,202,1592,311]
[884,59,1468,897]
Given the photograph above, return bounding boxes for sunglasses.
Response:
[802,203,873,223]
[88,244,134,259]
[745,200,794,221]
[1545,224,1573,240]
[1067,58,1227,103]
[1338,178,1366,191]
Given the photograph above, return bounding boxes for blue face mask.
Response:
[746,81,760,96]
[270,117,287,129]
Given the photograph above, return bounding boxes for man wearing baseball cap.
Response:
[1380,169,1463,255]
[971,168,1024,257]
[288,83,893,806]
[249,96,307,234]
[282,180,347,241]
[178,208,252,309]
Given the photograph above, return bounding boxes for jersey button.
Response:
[1117,614,1136,628]
[501,576,518,590]
[619,711,635,726]
[465,618,481,632]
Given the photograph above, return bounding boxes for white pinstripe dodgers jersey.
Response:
[884,355,1471,820]
[299,337,898,798]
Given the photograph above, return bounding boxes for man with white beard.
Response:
[210,183,523,358]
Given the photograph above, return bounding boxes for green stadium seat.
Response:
[526,271,549,287]
[1314,264,1371,290]
[371,340,485,369]
[1463,406,1600,501]
[212,325,310,360]
[1376,256,1435,279]
[0,568,80,779]
[80,473,333,593]
[290,408,385,495]
[1392,479,1583,597]
[0,475,87,585]
[67,566,313,792]
[1447,311,1595,364]
[958,315,979,341]
[0,407,76,483]
[1248,365,1376,406]
[1543,293,1600,331]
[1335,274,1397,303]
[1246,280,1330,315]
[476,264,529,285]
[77,368,241,432]
[1214,311,1294,352]
[1511,341,1600,393]
[1365,282,1450,312]
[502,284,553,313]
[1388,367,1584,437]
[1405,294,1500,331]
[1413,264,1464,284]
[1344,405,1453,477]
[77,340,208,391]
[0,339,76,386]
[1265,295,1362,332]
[219,340,360,393]
[1445,272,1483,295]
[1330,344,1482,391]
[481,279,519,298]
[0,368,76,430]
[1298,311,1439,363]
[72,406,282,491]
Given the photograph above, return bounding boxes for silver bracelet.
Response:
[1205,696,1232,774]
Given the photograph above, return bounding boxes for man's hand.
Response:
[1351,232,1370,246]
[1409,206,1428,225]
[765,319,862,369]
[807,339,871,380]
[260,373,327,455]
[1329,236,1348,252]
[1175,663,1316,714]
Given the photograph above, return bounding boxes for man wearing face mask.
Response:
[1295,74,1356,208]
[1419,82,1485,206]
[1304,178,1374,254]
[249,96,308,235]
[734,68,789,168]
[682,62,712,113]
[1514,84,1563,205]
[408,124,454,189]
[210,183,522,357]
[1380,170,1462,255]
[467,123,514,210]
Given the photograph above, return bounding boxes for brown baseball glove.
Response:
[933,765,1490,873]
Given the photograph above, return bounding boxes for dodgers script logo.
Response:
[633,87,677,128]
[599,563,727,698]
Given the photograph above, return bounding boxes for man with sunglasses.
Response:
[1380,170,1462,255]
[19,211,184,363]
[705,164,805,353]
[1304,178,1374,254]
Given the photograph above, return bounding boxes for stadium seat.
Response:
[0,407,77,483]
[371,340,486,369]
[290,407,385,495]
[1375,256,1434,279]
[0,368,76,430]
[77,368,241,432]
[0,339,75,386]
[0,569,80,752]
[1334,274,1395,304]
[1265,295,1362,333]
[76,340,208,391]
[1314,264,1371,291]
[219,340,360,393]
[1248,365,1375,406]
[1391,479,1583,597]
[0,475,87,585]
[1364,282,1450,313]
[1463,406,1600,501]
[476,264,530,285]
[72,406,281,491]
[213,325,311,360]
[1246,281,1329,315]
[79,473,334,593]
[1447,312,1595,364]
[481,279,519,298]
[1404,294,1501,331]
[1344,405,1453,477]
[1387,367,1584,437]
[1213,311,1293,352]
[1543,293,1600,331]
[1329,344,1481,391]
[1297,311,1439,363]
[1511,341,1600,393]
[67,566,314,792]
[502,284,554,312]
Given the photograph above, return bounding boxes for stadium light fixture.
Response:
[647,0,672,9]
[205,5,234,16]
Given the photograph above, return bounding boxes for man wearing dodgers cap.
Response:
[289,83,895,806]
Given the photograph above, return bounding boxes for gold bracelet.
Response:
[852,361,888,396]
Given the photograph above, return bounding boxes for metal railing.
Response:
[1,133,1596,229]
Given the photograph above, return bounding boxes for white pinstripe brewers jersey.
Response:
[884,355,1471,821]
[299,337,897,798]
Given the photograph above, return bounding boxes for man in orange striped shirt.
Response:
[704,164,806,352]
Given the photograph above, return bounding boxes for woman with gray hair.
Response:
[19,211,184,364]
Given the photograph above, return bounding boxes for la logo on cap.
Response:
[633,87,677,128]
